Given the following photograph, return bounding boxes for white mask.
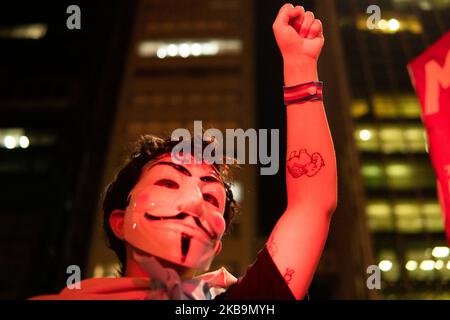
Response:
[123,155,227,271]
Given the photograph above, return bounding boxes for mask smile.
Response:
[144,212,218,241]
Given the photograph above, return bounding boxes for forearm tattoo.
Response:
[283,268,295,284]
[287,149,324,178]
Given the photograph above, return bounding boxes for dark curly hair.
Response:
[102,134,238,275]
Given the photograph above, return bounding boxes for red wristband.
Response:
[284,81,323,106]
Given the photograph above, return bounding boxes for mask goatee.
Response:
[181,233,192,263]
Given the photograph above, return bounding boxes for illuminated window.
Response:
[379,260,393,271]
[379,127,404,153]
[355,126,379,152]
[362,161,435,190]
[404,245,450,281]
[0,129,57,149]
[366,201,394,232]
[390,162,423,188]
[397,95,422,118]
[372,94,421,119]
[405,260,418,271]
[432,246,449,258]
[404,127,427,153]
[361,163,385,188]
[1,129,29,150]
[422,202,445,232]
[380,125,426,153]
[351,99,369,118]
[0,24,47,39]
[393,202,423,233]
[356,14,422,34]
[368,199,444,234]
[355,124,426,154]
[385,161,435,190]
[373,95,397,118]
[377,250,400,282]
[137,39,242,58]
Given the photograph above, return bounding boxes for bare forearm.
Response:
[285,98,337,214]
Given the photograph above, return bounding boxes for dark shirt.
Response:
[215,246,296,300]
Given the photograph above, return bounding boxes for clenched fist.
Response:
[273,4,324,86]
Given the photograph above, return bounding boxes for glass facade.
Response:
[337,0,450,298]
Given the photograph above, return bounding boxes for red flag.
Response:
[408,31,450,244]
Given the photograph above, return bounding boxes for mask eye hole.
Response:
[154,179,179,189]
[203,193,219,208]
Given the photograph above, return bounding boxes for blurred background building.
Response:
[0,0,449,299]
[329,0,450,299]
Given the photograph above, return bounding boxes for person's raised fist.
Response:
[272,3,324,64]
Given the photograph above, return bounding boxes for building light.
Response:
[167,44,178,57]
[178,43,190,58]
[405,260,418,271]
[137,39,242,59]
[367,202,391,217]
[19,136,30,149]
[418,1,432,10]
[362,164,383,180]
[378,19,388,31]
[201,42,219,55]
[359,129,372,141]
[190,43,202,56]
[0,23,47,40]
[419,260,435,271]
[4,136,17,149]
[431,246,449,258]
[156,47,167,59]
[434,260,444,270]
[385,163,412,177]
[1,129,54,149]
[357,15,421,34]
[379,260,393,272]
[1,128,27,149]
[387,19,400,32]
[447,261,450,270]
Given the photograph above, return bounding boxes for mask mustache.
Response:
[144,212,217,240]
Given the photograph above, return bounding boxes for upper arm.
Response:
[266,205,332,299]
